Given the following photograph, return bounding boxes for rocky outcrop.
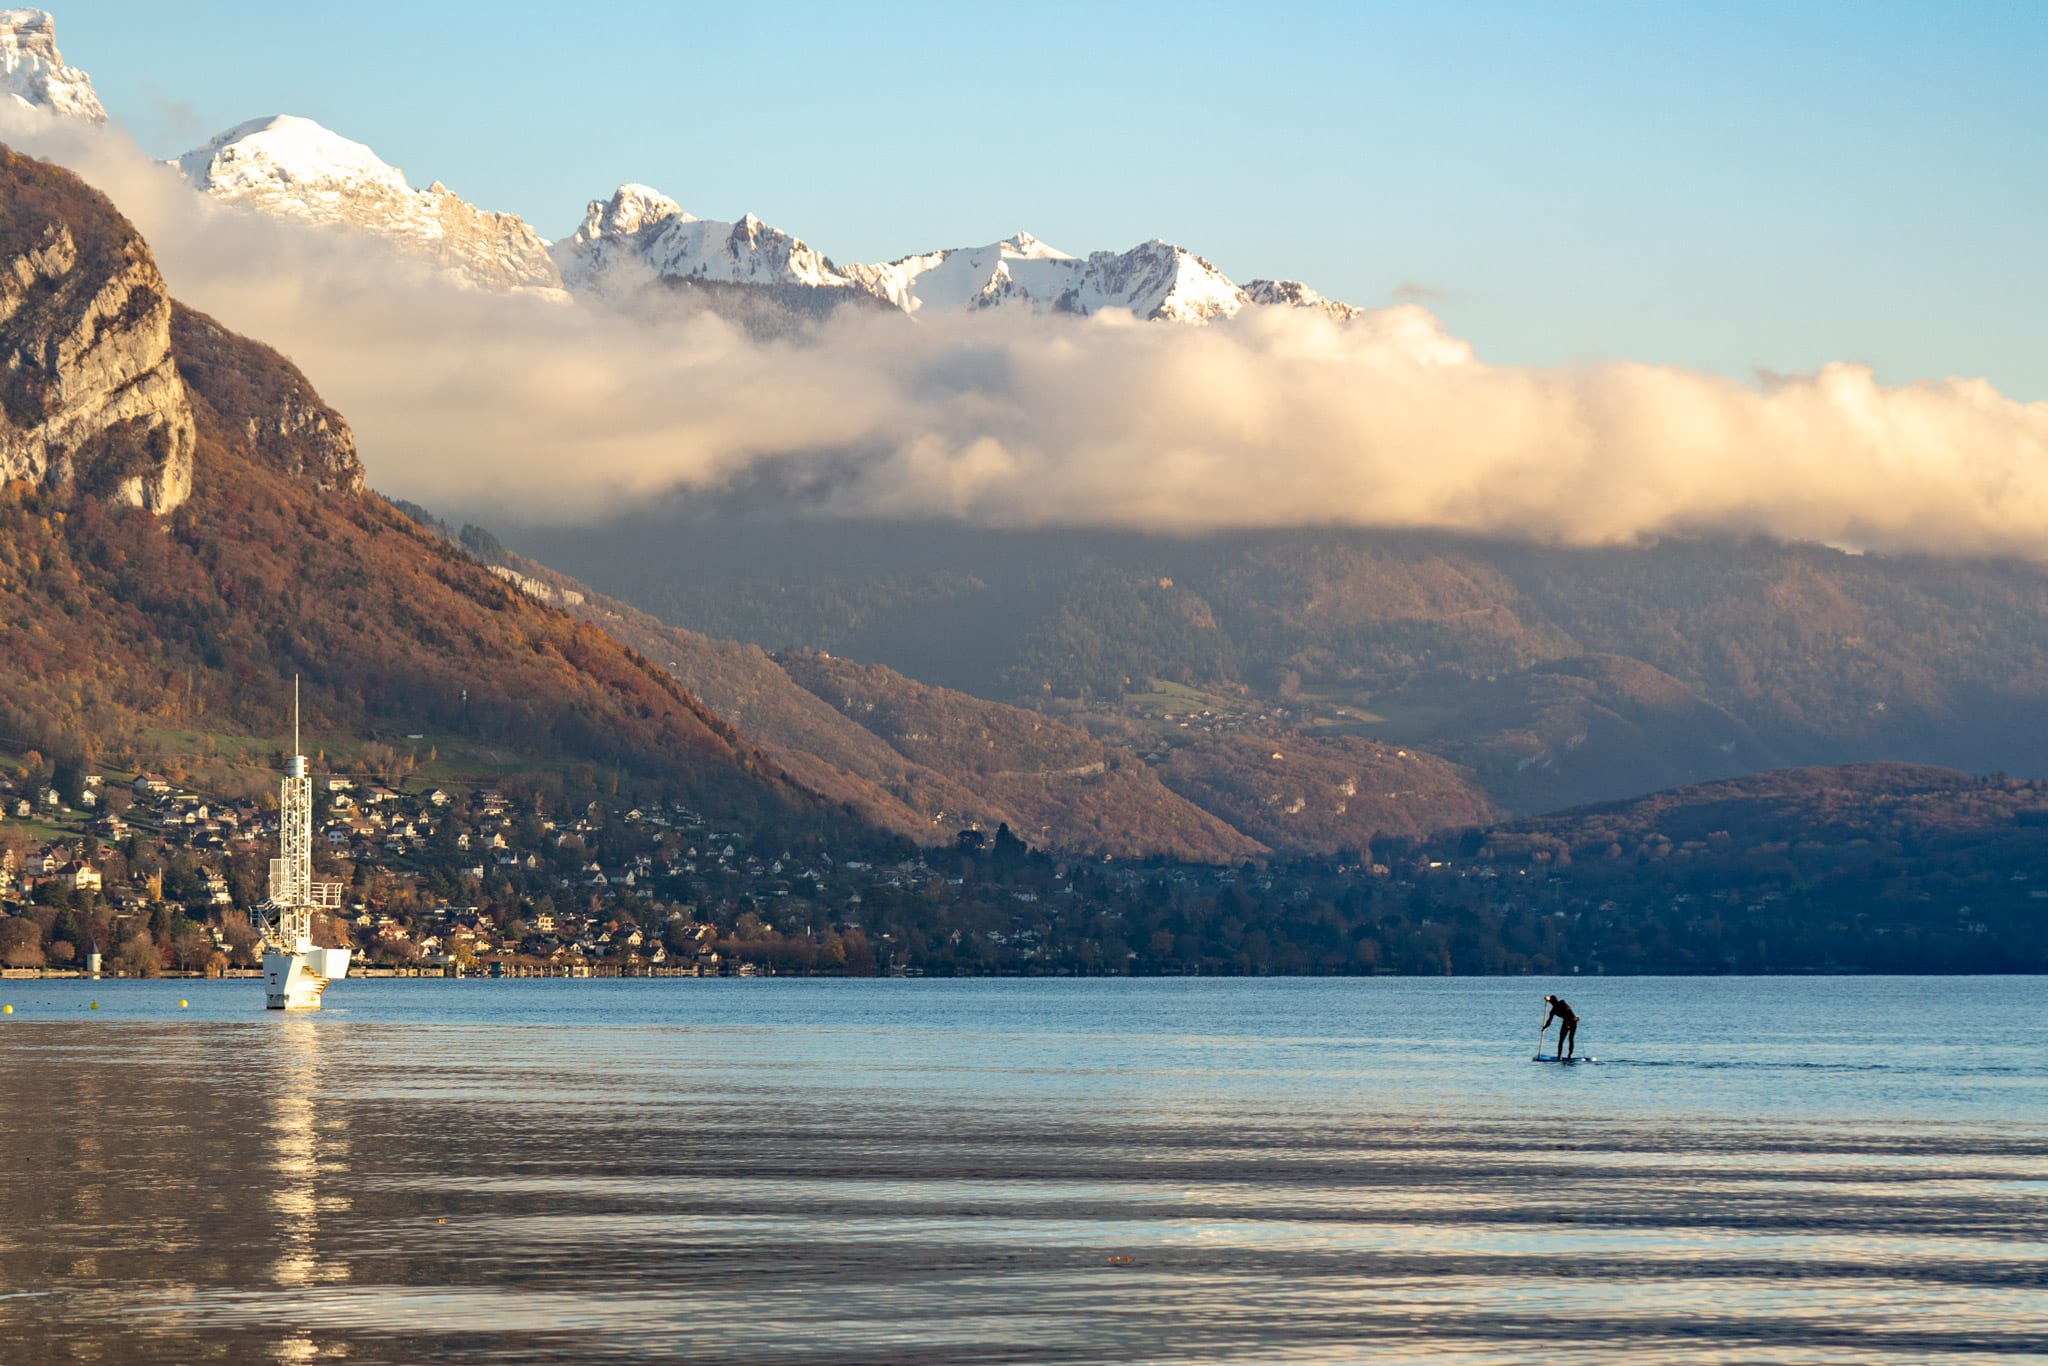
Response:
[0,10,105,123]
[169,303,365,494]
[416,179,562,292]
[0,146,194,511]
[1243,278,1364,322]
[488,562,582,605]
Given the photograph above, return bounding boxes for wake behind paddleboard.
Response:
[1532,1055,1597,1064]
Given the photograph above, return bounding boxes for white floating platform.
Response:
[263,947,351,1010]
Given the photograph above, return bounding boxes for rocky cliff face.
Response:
[0,10,104,123]
[169,303,365,493]
[0,145,194,511]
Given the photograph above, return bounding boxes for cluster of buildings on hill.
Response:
[2,753,1689,983]
[0,761,985,977]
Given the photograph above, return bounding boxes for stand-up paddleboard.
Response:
[1533,1054,1597,1064]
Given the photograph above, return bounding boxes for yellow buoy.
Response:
[179,1000,188,1008]
[89,1001,98,1010]
[3,1004,12,1014]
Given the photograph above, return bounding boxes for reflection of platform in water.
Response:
[268,1014,353,1366]
[256,680,351,1010]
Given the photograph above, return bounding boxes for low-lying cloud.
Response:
[11,113,2048,558]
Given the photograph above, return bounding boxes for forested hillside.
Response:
[460,532,1282,862]
[825,764,2048,977]
[451,543,1495,860]
[507,510,2048,812]
[775,651,1264,863]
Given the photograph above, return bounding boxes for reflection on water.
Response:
[0,976,2043,1363]
[271,1019,351,1306]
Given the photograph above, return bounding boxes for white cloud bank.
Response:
[10,113,2048,557]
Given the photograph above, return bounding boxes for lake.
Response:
[1,976,2043,1363]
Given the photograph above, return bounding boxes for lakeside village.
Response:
[2,753,2040,980]
[0,751,1560,980]
[0,759,910,980]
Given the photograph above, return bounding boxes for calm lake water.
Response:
[1,976,2043,1364]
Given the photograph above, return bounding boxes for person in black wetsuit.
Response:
[1542,994,1579,1059]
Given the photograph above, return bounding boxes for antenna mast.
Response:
[262,677,340,956]
[259,675,351,1009]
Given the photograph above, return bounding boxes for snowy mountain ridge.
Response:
[173,115,562,294]
[840,233,1251,322]
[554,184,855,297]
[12,7,1387,328]
[553,183,1327,325]
[0,9,102,123]
[572,184,1370,326]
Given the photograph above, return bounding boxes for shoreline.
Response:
[5,968,2047,985]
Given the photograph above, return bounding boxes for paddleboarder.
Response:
[1541,994,1579,1060]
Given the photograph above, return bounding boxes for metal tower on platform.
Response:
[258,678,350,1009]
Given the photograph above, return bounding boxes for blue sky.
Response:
[59,1,2047,396]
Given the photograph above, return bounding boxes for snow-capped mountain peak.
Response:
[999,231,1071,260]
[554,184,853,296]
[0,9,104,123]
[174,115,561,293]
[175,115,411,200]
[576,183,694,241]
[1071,239,1248,323]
